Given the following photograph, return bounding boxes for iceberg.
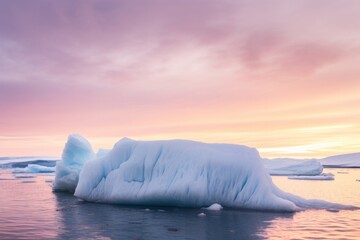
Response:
[319,153,360,168]
[12,164,55,173]
[60,136,357,212]
[263,158,323,176]
[53,134,95,193]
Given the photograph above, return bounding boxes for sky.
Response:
[1,0,360,158]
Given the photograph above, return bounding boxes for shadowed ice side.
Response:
[53,135,358,212]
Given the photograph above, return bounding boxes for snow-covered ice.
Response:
[59,135,357,212]
[12,164,55,173]
[263,158,323,176]
[288,173,335,181]
[53,134,95,193]
[319,153,360,168]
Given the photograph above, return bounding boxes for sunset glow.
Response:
[1,0,360,158]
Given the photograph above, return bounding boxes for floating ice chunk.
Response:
[205,203,223,211]
[12,164,55,173]
[263,158,323,176]
[198,213,206,217]
[53,134,95,193]
[71,137,357,212]
[14,174,36,179]
[319,153,360,168]
[21,180,36,183]
[288,173,334,181]
[0,178,17,180]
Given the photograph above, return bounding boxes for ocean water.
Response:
[0,168,359,240]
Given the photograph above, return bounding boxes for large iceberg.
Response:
[319,153,360,168]
[53,134,95,192]
[55,135,356,212]
[263,158,323,176]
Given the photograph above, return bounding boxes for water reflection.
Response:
[6,168,359,240]
[54,192,293,240]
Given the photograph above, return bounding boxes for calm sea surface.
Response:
[0,168,359,240]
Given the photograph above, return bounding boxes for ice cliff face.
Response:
[54,135,357,212]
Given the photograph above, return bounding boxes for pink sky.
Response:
[1,0,360,158]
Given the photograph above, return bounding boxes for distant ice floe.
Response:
[14,175,36,179]
[53,134,358,212]
[0,177,17,180]
[21,180,36,183]
[288,173,335,181]
[263,158,323,176]
[12,164,55,173]
[319,153,360,168]
[0,156,59,168]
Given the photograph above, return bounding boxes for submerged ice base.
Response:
[55,135,358,212]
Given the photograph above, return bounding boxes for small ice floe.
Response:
[326,209,340,213]
[21,180,36,183]
[204,203,223,211]
[288,173,334,181]
[157,209,165,212]
[14,174,36,179]
[0,177,17,180]
[198,213,206,217]
[144,208,151,211]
